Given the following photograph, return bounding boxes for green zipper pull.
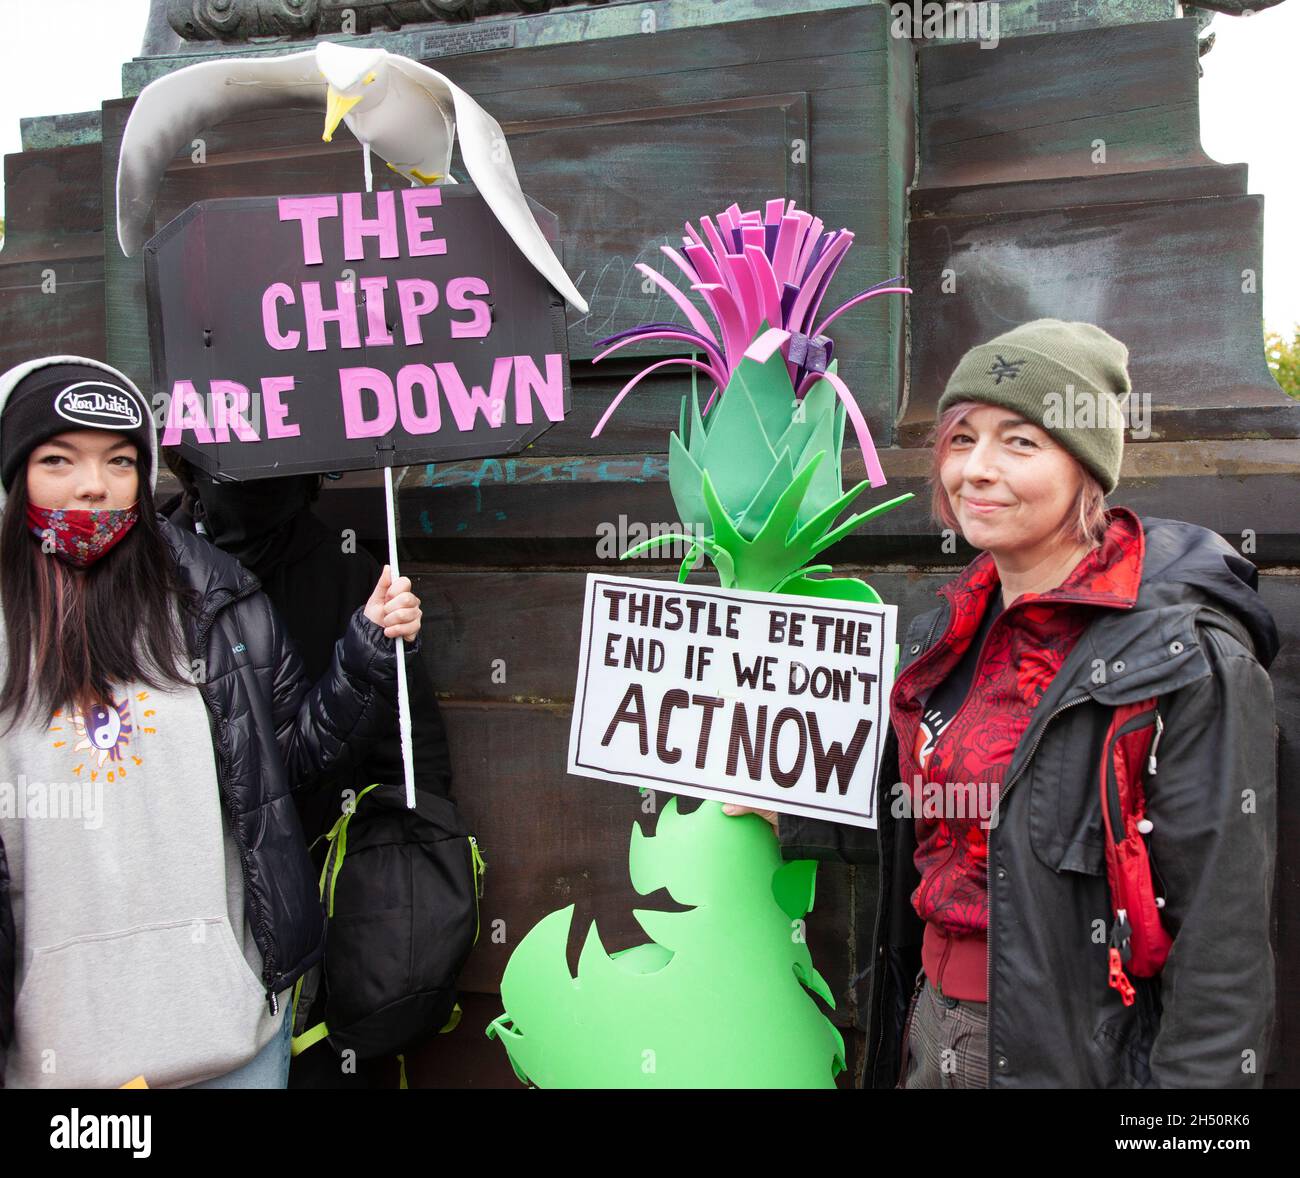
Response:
[469,835,486,898]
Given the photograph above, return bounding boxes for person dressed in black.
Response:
[160,456,454,1088]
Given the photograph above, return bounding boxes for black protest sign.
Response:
[145,185,570,479]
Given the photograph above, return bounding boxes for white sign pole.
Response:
[362,149,415,810]
[384,463,417,810]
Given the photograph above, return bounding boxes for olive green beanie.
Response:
[935,318,1132,493]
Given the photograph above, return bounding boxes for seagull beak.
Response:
[323,86,363,143]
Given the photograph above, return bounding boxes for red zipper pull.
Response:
[1107,947,1136,1006]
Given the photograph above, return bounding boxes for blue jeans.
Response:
[187,1009,291,1089]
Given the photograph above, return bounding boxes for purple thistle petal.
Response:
[595,321,699,348]
[788,233,852,335]
[593,330,728,382]
[780,282,801,327]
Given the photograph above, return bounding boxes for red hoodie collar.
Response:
[938,505,1145,614]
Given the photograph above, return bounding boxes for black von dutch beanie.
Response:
[0,359,155,494]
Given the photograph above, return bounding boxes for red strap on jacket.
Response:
[1100,699,1174,1006]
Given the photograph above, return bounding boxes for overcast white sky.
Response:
[0,0,1297,331]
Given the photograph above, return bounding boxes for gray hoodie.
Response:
[0,355,284,1088]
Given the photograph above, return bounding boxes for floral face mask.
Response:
[26,503,140,568]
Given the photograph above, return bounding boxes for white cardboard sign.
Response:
[567,573,896,828]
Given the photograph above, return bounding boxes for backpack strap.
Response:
[289,784,384,1056]
[1100,697,1173,1006]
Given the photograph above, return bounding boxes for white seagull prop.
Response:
[116,40,587,312]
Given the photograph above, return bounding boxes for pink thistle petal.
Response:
[803,230,856,336]
[743,244,785,331]
[695,282,749,373]
[815,367,887,488]
[795,216,825,284]
[683,242,724,289]
[723,251,763,337]
[659,244,700,285]
[634,263,719,347]
[743,327,792,364]
[813,285,912,338]
[772,214,804,288]
[698,216,732,273]
[591,356,720,438]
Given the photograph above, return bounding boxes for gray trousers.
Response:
[898,973,990,1089]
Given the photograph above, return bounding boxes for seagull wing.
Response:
[386,56,587,314]
[116,51,327,256]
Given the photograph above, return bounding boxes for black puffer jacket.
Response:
[0,517,416,1050]
[779,514,1280,1088]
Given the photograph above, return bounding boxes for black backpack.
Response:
[290,783,485,1063]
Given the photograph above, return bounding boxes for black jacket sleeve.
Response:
[1145,625,1278,1088]
[263,593,424,792]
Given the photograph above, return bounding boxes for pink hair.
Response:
[927,400,1109,549]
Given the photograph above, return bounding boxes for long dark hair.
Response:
[0,469,197,732]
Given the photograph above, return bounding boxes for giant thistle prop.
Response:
[594,199,914,598]
[486,201,912,1088]
[487,797,844,1088]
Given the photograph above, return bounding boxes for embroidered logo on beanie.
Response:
[53,381,143,430]
[988,355,1025,384]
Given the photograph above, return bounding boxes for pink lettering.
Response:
[400,189,446,257]
[342,191,400,262]
[513,353,566,425]
[278,195,338,266]
[161,381,215,446]
[395,279,439,346]
[262,282,299,351]
[396,364,440,435]
[435,357,513,431]
[301,281,361,352]
[357,275,393,346]
[339,367,396,438]
[209,380,260,443]
[447,277,492,339]
[261,376,300,439]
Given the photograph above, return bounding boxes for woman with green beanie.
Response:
[733,318,1279,1088]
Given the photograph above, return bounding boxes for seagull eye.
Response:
[364,72,376,85]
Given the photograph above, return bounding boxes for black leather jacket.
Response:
[0,517,415,1053]
[779,515,1280,1088]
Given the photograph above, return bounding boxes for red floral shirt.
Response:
[890,508,1146,956]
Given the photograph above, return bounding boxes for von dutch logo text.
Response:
[54,382,142,429]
